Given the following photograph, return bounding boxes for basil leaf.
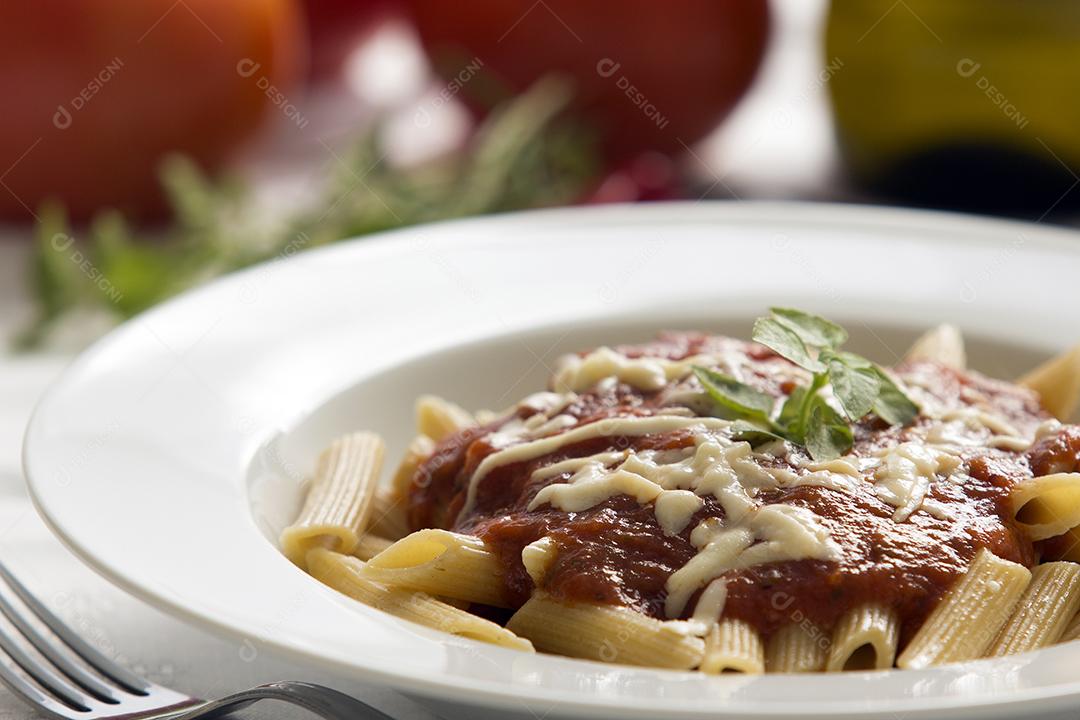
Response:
[769,307,848,349]
[693,367,776,425]
[832,350,873,369]
[731,420,789,447]
[752,317,825,372]
[871,367,920,426]
[776,385,810,439]
[828,358,880,421]
[804,398,854,461]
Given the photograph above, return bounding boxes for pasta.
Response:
[280,432,384,568]
[367,489,410,541]
[416,395,475,442]
[505,593,704,669]
[987,561,1080,656]
[765,623,828,673]
[280,314,1080,672]
[904,323,967,369]
[1019,344,1080,421]
[1009,472,1080,541]
[1059,608,1080,643]
[390,434,436,497]
[351,533,393,561]
[897,549,1030,669]
[358,529,508,607]
[307,549,532,651]
[700,618,764,674]
[825,604,899,671]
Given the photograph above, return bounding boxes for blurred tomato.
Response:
[404,0,769,161]
[0,0,306,222]
[302,0,401,81]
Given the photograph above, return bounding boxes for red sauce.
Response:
[407,333,1067,642]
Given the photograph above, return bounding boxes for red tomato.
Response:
[404,0,770,161]
[0,0,306,222]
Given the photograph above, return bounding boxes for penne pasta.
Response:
[506,593,704,670]
[986,561,1080,656]
[825,603,899,671]
[283,316,1080,674]
[360,529,508,607]
[351,533,394,561]
[1019,344,1080,421]
[1059,608,1080,643]
[416,395,476,442]
[390,434,436,497]
[897,549,1031,669]
[1043,528,1080,564]
[765,623,828,673]
[905,324,966,370]
[280,432,385,568]
[1009,472,1080,541]
[700,618,764,674]
[368,489,411,541]
[307,548,532,651]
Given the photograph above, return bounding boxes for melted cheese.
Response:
[462,416,733,514]
[529,467,663,512]
[940,407,1022,439]
[664,505,842,617]
[552,347,729,393]
[654,490,704,535]
[521,537,558,585]
[691,578,728,628]
[873,442,962,521]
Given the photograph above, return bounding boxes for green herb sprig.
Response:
[693,308,919,461]
[17,78,597,349]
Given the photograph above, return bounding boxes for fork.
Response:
[0,562,393,719]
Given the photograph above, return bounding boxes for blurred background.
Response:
[1,0,1079,348]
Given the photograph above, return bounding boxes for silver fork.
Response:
[0,562,393,719]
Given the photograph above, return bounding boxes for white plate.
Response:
[22,202,1080,720]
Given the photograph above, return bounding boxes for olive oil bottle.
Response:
[826,1,1080,218]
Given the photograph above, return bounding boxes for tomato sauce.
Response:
[408,333,1067,641]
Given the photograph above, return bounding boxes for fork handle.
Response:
[168,681,397,720]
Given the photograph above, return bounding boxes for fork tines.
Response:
[0,561,184,719]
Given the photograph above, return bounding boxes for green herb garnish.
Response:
[693,308,918,461]
[16,78,597,349]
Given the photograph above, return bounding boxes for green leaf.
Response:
[827,357,880,421]
[752,317,824,372]
[804,398,854,461]
[731,420,789,447]
[693,367,776,425]
[776,385,810,439]
[770,307,848,349]
[17,81,597,349]
[871,368,920,426]
[831,350,873,369]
